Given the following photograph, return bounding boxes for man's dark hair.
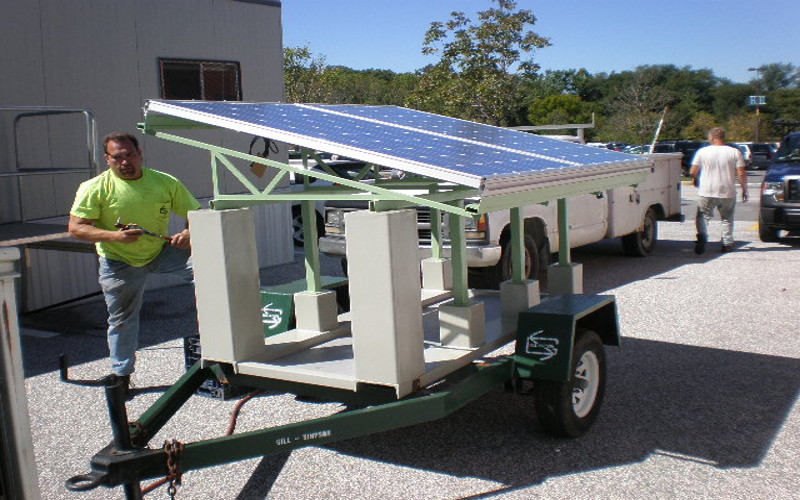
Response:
[103,132,140,154]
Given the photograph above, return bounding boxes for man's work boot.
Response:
[694,234,707,255]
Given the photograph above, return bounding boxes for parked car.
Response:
[732,142,752,168]
[672,141,708,175]
[624,144,650,154]
[749,143,776,170]
[605,142,629,151]
[652,143,677,153]
[758,132,800,242]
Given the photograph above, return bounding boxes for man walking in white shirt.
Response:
[689,127,748,254]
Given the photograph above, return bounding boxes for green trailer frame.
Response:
[66,101,647,497]
[66,293,619,496]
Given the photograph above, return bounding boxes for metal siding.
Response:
[253,203,294,267]
[3,0,288,311]
[23,248,99,312]
[0,1,46,105]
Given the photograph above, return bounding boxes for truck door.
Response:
[567,192,608,247]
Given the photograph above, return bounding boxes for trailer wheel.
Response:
[622,208,657,256]
[534,329,606,438]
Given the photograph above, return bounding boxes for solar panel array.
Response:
[144,100,649,189]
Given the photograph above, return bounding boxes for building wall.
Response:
[0,0,292,311]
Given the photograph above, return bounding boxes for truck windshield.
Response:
[774,137,800,162]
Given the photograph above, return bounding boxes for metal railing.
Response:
[0,106,101,222]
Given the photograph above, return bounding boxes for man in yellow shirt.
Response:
[69,132,200,394]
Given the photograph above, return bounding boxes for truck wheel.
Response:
[758,216,779,242]
[291,205,325,247]
[622,208,657,256]
[533,329,606,438]
[476,235,539,289]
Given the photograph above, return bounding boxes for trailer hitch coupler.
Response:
[65,471,105,492]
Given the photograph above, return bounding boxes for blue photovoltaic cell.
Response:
[146,101,648,185]
[312,104,633,165]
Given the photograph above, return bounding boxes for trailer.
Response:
[65,101,652,498]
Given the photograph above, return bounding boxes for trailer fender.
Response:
[513,294,619,382]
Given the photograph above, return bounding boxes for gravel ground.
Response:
[19,182,800,499]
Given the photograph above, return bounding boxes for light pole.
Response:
[748,66,765,142]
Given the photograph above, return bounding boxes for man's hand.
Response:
[69,214,142,243]
[169,229,191,249]
[116,227,143,243]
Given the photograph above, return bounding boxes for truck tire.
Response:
[473,234,539,289]
[533,329,606,438]
[292,205,325,247]
[758,216,779,242]
[622,208,657,256]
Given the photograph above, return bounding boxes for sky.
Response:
[282,0,798,85]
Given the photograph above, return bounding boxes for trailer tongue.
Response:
[67,101,650,498]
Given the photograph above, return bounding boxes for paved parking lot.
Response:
[19,183,800,499]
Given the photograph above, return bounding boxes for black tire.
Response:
[533,329,606,438]
[758,215,779,242]
[291,205,325,247]
[473,234,539,290]
[622,208,657,256]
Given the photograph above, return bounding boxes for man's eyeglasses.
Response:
[105,152,138,162]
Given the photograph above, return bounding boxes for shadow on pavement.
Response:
[317,338,799,491]
[19,284,197,378]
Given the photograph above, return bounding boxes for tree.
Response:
[712,84,754,121]
[527,94,594,126]
[683,112,717,140]
[724,114,754,142]
[750,63,800,92]
[407,0,550,126]
[284,45,334,103]
[327,67,420,105]
[598,69,673,143]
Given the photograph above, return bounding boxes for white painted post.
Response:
[189,209,265,363]
[0,248,42,499]
[345,209,425,397]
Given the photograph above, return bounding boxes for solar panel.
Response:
[144,100,651,193]
[313,104,631,164]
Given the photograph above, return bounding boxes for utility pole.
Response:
[748,66,766,142]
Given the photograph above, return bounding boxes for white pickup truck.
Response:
[319,152,683,288]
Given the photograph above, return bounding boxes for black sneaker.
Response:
[721,244,734,253]
[694,234,707,255]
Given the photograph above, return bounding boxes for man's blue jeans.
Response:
[98,244,193,376]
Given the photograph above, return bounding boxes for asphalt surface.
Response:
[19,179,800,500]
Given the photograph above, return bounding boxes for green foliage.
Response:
[683,112,717,140]
[286,41,798,141]
[712,84,754,120]
[750,63,800,92]
[327,67,420,105]
[283,46,333,103]
[724,114,754,142]
[408,0,550,126]
[528,94,594,125]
